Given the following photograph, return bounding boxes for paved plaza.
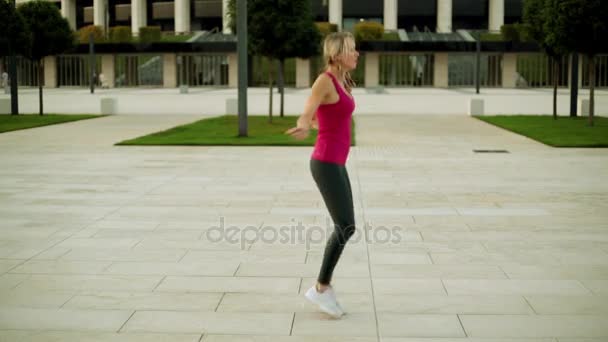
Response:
[0,109,608,341]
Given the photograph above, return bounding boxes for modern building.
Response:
[24,0,523,35]
[17,0,600,93]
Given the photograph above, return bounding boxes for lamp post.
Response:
[9,0,18,115]
[237,0,248,136]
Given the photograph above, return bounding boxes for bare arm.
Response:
[286,74,331,139]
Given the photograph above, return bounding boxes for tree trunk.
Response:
[268,59,274,123]
[278,59,285,117]
[38,59,43,116]
[552,57,558,120]
[589,56,595,127]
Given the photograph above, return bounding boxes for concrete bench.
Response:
[226,98,238,115]
[0,98,10,114]
[468,98,484,116]
[100,98,117,115]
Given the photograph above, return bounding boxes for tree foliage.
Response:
[0,0,31,57]
[18,0,73,61]
[18,0,73,115]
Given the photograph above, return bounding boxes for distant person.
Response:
[285,32,359,319]
[2,72,9,93]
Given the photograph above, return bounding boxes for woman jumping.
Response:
[285,32,359,318]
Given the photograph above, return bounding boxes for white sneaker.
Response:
[304,285,344,318]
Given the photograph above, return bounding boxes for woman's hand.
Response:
[285,125,310,140]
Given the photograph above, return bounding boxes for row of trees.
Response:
[0,0,73,115]
[523,0,608,126]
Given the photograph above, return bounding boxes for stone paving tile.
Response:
[156,276,300,294]
[459,315,608,338]
[372,279,446,295]
[0,274,30,290]
[63,291,223,311]
[0,288,74,308]
[501,265,608,280]
[0,307,133,331]
[371,264,507,279]
[377,313,465,337]
[291,312,377,337]
[13,274,164,292]
[442,279,592,295]
[104,261,240,276]
[524,295,608,314]
[577,280,608,295]
[59,248,187,262]
[374,294,533,314]
[0,259,23,273]
[121,310,293,335]
[0,331,202,342]
[8,260,113,275]
[182,250,307,264]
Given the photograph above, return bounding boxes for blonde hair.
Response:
[323,32,356,93]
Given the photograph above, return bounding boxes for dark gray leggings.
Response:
[310,158,356,285]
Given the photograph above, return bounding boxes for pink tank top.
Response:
[311,72,356,165]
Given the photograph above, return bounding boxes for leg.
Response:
[310,159,356,285]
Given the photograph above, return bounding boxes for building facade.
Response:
[31,0,522,35]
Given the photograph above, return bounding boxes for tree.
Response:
[0,0,31,115]
[228,0,321,120]
[0,0,30,57]
[545,0,608,126]
[523,0,561,120]
[18,0,73,116]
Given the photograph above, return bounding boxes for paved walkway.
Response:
[0,113,607,341]
[3,87,608,116]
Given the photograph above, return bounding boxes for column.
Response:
[228,53,237,88]
[489,0,504,32]
[365,52,379,88]
[502,53,517,88]
[222,0,231,34]
[131,0,147,35]
[329,0,342,31]
[296,58,310,88]
[175,0,190,34]
[101,55,115,88]
[163,54,177,88]
[61,0,76,29]
[43,56,57,88]
[436,0,452,33]
[434,53,449,87]
[383,0,397,31]
[93,0,105,28]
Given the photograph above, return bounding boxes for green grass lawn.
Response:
[116,115,356,146]
[0,114,104,133]
[474,115,608,147]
